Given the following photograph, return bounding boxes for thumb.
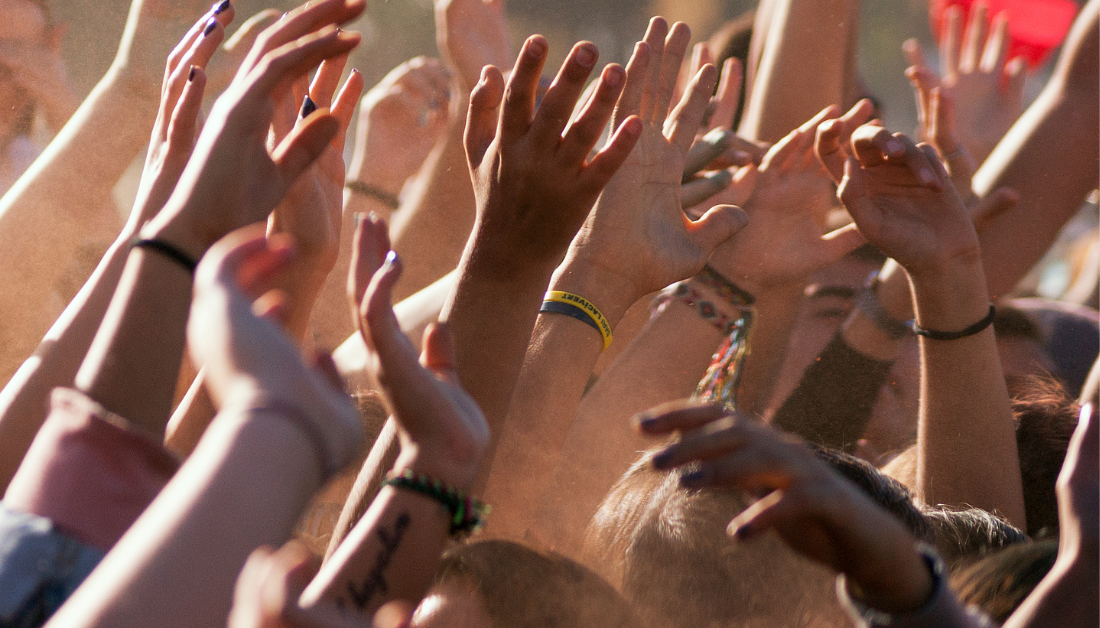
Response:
[421,321,460,384]
[690,204,749,254]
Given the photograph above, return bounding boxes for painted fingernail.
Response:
[212,0,231,14]
[919,168,935,185]
[636,415,658,430]
[727,521,754,539]
[300,95,317,119]
[886,140,903,156]
[575,45,597,68]
[188,66,196,82]
[651,450,673,468]
[203,18,218,36]
[382,250,398,270]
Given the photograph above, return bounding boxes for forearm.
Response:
[738,0,858,141]
[910,261,1025,528]
[74,247,194,435]
[44,408,326,628]
[388,108,476,302]
[163,368,218,458]
[0,232,134,491]
[533,295,727,556]
[972,3,1099,298]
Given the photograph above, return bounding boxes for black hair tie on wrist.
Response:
[910,304,996,341]
[131,237,199,274]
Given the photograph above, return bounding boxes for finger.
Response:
[166,67,207,152]
[253,289,290,326]
[348,213,390,318]
[709,57,742,131]
[652,22,692,124]
[904,66,940,135]
[814,223,868,266]
[559,63,626,165]
[688,203,749,254]
[836,99,875,144]
[638,17,669,121]
[971,186,1018,231]
[271,110,341,189]
[530,41,600,147]
[918,142,951,193]
[580,115,643,191]
[611,40,650,128]
[940,5,963,77]
[681,169,733,208]
[242,27,361,103]
[982,11,1010,75]
[929,86,962,156]
[901,38,926,69]
[667,64,718,154]
[634,401,728,435]
[330,68,365,151]
[223,9,282,56]
[308,53,349,109]
[683,129,734,179]
[312,352,346,392]
[236,233,297,297]
[850,125,906,168]
[166,7,226,82]
[1004,57,1027,100]
[837,156,872,223]
[199,223,287,294]
[161,17,227,132]
[651,423,751,470]
[960,3,988,73]
[814,118,847,184]
[420,321,459,384]
[464,66,506,169]
[499,35,548,144]
[728,489,791,540]
[680,446,793,490]
[242,0,365,72]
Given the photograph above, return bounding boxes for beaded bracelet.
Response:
[382,469,489,537]
[697,265,756,308]
[669,282,746,335]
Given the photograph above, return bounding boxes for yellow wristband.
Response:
[543,291,613,351]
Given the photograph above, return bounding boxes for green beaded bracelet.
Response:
[382,469,489,537]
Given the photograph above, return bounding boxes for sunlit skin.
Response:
[0,0,50,147]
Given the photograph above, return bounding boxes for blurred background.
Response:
[47,0,1069,138]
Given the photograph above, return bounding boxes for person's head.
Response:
[583,446,932,628]
[0,0,55,142]
[413,540,640,628]
[950,539,1058,623]
[921,506,1029,571]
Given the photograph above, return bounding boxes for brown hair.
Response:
[436,540,641,628]
[950,540,1058,622]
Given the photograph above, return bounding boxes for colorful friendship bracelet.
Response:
[382,469,489,537]
[670,282,747,335]
[542,291,613,350]
[698,265,756,308]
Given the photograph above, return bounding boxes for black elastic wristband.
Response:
[540,300,600,333]
[345,180,400,209]
[911,304,996,341]
[131,237,199,273]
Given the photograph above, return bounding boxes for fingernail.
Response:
[527,37,547,57]
[919,168,935,185]
[886,140,903,156]
[681,470,707,488]
[575,45,596,68]
[300,95,317,119]
[651,450,672,469]
[212,0,231,14]
[203,18,217,37]
[704,128,733,148]
[368,211,381,224]
[727,521,754,539]
[604,65,623,86]
[354,213,362,227]
[636,416,658,430]
[188,66,196,82]
[382,250,398,269]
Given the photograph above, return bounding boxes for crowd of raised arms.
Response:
[0,0,1096,626]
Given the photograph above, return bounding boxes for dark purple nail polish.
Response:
[203,18,217,36]
[300,95,317,119]
[212,0,231,14]
[651,450,672,468]
[188,66,196,82]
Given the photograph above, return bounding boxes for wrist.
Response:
[140,209,214,265]
[907,260,992,332]
[549,257,640,330]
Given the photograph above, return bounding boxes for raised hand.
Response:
[462,35,641,277]
[348,216,488,490]
[560,18,747,319]
[267,54,364,338]
[188,224,363,470]
[141,0,365,263]
[904,3,1027,165]
[705,101,872,295]
[638,402,937,615]
[434,0,513,92]
[128,3,234,234]
[348,57,452,202]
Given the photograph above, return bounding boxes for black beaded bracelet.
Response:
[910,305,996,341]
[382,469,488,537]
[131,237,199,273]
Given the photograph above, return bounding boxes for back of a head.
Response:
[584,447,931,628]
[922,506,1029,571]
[434,539,641,628]
[950,539,1058,623]
[1012,377,1079,537]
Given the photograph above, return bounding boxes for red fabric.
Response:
[930,0,1078,68]
[3,389,179,552]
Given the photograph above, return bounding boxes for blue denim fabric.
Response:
[0,503,105,628]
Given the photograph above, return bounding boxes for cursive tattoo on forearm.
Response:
[344,512,412,610]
